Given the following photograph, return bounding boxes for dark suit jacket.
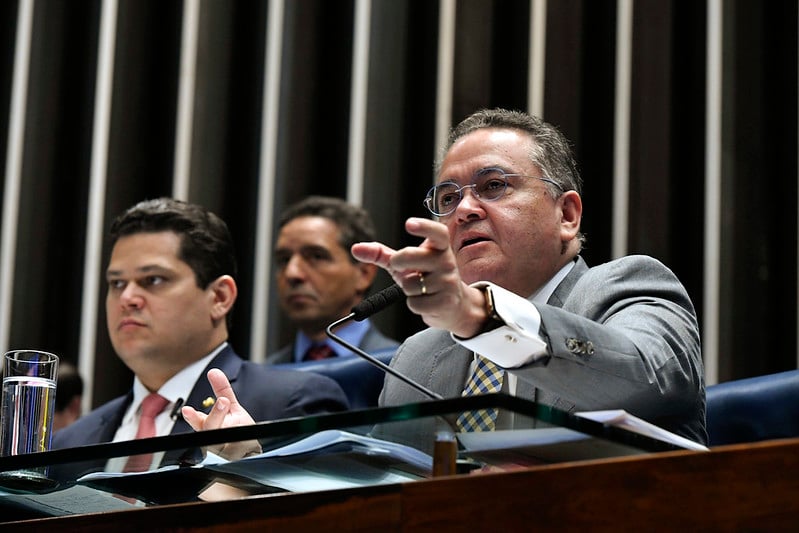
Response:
[265,321,399,365]
[379,255,707,445]
[51,345,349,480]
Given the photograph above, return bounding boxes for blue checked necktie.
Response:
[456,355,505,432]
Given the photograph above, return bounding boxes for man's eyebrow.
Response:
[440,165,509,182]
[475,165,510,175]
[105,264,170,278]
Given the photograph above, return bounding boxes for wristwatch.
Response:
[478,284,504,334]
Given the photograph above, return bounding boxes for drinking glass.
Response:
[0,349,59,485]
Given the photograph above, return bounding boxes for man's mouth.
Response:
[118,318,145,330]
[287,293,315,305]
[460,236,490,250]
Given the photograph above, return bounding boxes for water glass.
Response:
[0,350,59,482]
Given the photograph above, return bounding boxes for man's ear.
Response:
[355,262,378,294]
[559,190,582,241]
[209,275,238,322]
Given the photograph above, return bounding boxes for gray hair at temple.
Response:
[436,108,585,248]
[437,108,583,199]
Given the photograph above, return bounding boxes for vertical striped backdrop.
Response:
[0,0,796,409]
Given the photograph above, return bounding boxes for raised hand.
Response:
[181,368,261,460]
[351,217,486,338]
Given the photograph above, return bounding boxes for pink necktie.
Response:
[123,393,169,472]
[303,344,335,361]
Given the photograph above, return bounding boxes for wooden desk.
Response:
[7,437,799,531]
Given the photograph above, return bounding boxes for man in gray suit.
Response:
[352,108,706,444]
[265,196,399,364]
[186,109,705,446]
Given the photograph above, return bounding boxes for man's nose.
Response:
[454,185,484,218]
[282,255,307,280]
[119,283,144,308]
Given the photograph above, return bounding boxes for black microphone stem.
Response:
[326,315,443,401]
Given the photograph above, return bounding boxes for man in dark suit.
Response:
[51,198,348,477]
[265,196,398,365]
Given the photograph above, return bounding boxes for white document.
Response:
[575,410,709,451]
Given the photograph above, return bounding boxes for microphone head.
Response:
[351,283,406,321]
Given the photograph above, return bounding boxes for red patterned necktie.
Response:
[303,344,335,361]
[123,393,170,472]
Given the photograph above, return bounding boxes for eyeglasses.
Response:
[423,167,564,217]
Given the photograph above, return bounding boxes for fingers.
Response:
[180,396,230,431]
[352,217,456,301]
[181,405,207,431]
[351,241,396,269]
[207,368,240,407]
[404,217,451,251]
[198,396,231,431]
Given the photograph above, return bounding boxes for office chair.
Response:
[272,349,395,409]
[705,369,799,446]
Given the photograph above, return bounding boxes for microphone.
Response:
[326,284,443,400]
[351,283,405,321]
[170,397,185,420]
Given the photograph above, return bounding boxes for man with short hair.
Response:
[352,108,706,443]
[184,109,706,445]
[52,198,348,476]
[266,196,398,364]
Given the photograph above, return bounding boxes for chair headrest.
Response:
[272,349,396,409]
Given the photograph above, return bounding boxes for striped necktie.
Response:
[456,355,504,432]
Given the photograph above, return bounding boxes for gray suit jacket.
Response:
[265,322,399,365]
[379,255,707,444]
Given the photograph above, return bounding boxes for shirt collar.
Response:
[293,319,371,362]
[128,342,228,418]
[529,260,576,304]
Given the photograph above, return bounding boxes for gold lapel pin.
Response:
[202,397,216,409]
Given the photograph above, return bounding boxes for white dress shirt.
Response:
[454,261,575,394]
[105,343,227,472]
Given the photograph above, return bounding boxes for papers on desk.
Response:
[1,413,706,516]
[70,430,432,501]
[456,410,707,469]
[202,429,432,492]
[574,410,709,451]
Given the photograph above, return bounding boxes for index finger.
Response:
[404,217,451,251]
[351,241,397,270]
[206,368,240,407]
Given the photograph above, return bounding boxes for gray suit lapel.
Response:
[547,256,588,308]
[428,342,472,398]
[512,256,587,413]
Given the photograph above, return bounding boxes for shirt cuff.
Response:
[451,281,549,368]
